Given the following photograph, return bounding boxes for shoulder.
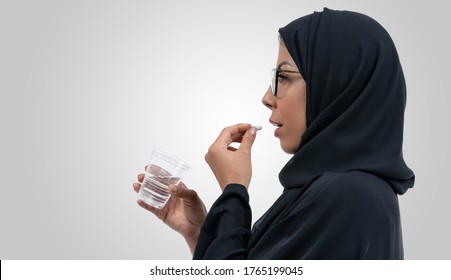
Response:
[307,171,394,196]
[300,171,398,215]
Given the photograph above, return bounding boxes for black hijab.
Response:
[278,8,414,194]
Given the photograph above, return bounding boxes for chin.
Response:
[280,141,299,155]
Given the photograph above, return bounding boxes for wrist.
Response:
[185,228,201,256]
[221,180,250,191]
[222,182,248,192]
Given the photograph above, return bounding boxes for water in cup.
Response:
[139,172,180,208]
[138,150,189,209]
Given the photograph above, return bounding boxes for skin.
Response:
[262,43,307,154]
[133,169,207,255]
[132,43,307,256]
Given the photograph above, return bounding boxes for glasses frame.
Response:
[271,68,300,96]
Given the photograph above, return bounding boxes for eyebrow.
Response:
[277,61,294,68]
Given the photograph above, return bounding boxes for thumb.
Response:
[239,126,257,153]
[169,182,198,202]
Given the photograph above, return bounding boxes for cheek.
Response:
[282,81,307,122]
[283,94,307,149]
[284,96,307,129]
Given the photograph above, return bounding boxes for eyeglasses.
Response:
[271,68,300,96]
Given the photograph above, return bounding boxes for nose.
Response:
[262,85,276,110]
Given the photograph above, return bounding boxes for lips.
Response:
[270,119,283,137]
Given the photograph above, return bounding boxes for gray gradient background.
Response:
[1,0,449,259]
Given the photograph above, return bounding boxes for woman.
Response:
[133,8,414,259]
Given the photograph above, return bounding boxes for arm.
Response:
[193,124,258,259]
[193,184,252,259]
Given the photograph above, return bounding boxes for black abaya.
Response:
[193,8,414,260]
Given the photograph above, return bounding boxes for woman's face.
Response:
[262,44,307,154]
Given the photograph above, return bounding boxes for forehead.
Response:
[277,45,298,70]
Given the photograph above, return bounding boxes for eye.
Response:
[277,73,288,83]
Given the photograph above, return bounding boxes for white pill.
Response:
[253,124,262,131]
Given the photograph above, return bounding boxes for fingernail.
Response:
[249,127,257,135]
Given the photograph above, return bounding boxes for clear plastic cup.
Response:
[138,150,190,209]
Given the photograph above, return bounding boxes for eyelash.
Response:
[278,73,288,83]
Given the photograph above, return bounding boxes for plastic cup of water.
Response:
[138,150,190,209]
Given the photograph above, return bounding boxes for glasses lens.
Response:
[271,69,277,96]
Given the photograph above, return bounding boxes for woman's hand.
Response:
[133,168,207,255]
[205,123,258,191]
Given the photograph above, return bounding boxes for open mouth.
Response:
[270,120,283,137]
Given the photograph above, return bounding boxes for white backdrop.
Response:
[1,0,449,259]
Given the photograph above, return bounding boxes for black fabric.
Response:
[193,8,414,260]
[278,8,414,194]
[194,172,403,259]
